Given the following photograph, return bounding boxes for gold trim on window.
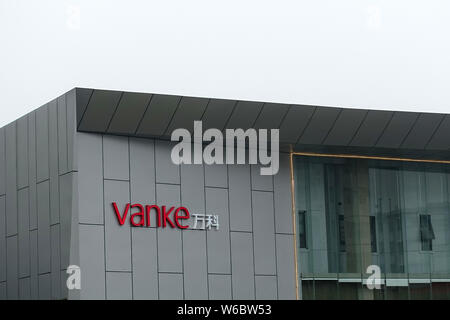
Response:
[289,150,450,300]
[291,151,450,164]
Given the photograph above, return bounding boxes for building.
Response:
[0,88,449,300]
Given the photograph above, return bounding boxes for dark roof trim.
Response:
[75,88,450,160]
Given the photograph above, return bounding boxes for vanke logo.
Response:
[170,121,279,175]
[113,202,190,229]
[112,202,219,230]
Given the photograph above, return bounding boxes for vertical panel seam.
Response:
[373,111,396,147]
[55,101,61,227]
[67,91,76,171]
[15,121,19,298]
[52,102,59,298]
[295,106,317,146]
[65,94,69,173]
[424,115,446,150]
[105,92,125,133]
[226,164,233,299]
[250,103,266,129]
[128,137,134,300]
[272,173,279,299]
[76,89,95,128]
[199,99,211,125]
[179,168,185,299]
[399,113,422,148]
[102,134,107,299]
[320,108,343,145]
[34,112,40,298]
[276,105,292,130]
[0,129,5,287]
[134,94,154,135]
[26,114,32,285]
[203,162,210,299]
[1,129,5,289]
[154,140,160,299]
[46,105,52,297]
[347,110,370,146]
[249,166,256,299]
[222,101,240,131]
[162,97,184,137]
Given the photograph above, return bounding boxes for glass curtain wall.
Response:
[294,155,450,300]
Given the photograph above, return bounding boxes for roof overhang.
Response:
[75,88,450,160]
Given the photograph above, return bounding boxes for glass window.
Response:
[298,210,307,249]
[420,214,435,251]
[294,155,450,300]
[338,215,346,253]
[370,216,377,253]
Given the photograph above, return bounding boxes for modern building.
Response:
[0,88,449,300]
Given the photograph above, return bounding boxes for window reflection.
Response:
[295,155,450,300]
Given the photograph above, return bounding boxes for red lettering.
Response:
[162,206,176,228]
[130,204,145,227]
[146,205,161,227]
[113,203,192,229]
[175,207,190,229]
[112,202,130,225]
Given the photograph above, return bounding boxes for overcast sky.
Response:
[1,0,449,127]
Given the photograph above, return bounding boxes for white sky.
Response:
[1,0,449,127]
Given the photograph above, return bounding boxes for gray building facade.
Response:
[1,88,450,300]
[0,88,295,300]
